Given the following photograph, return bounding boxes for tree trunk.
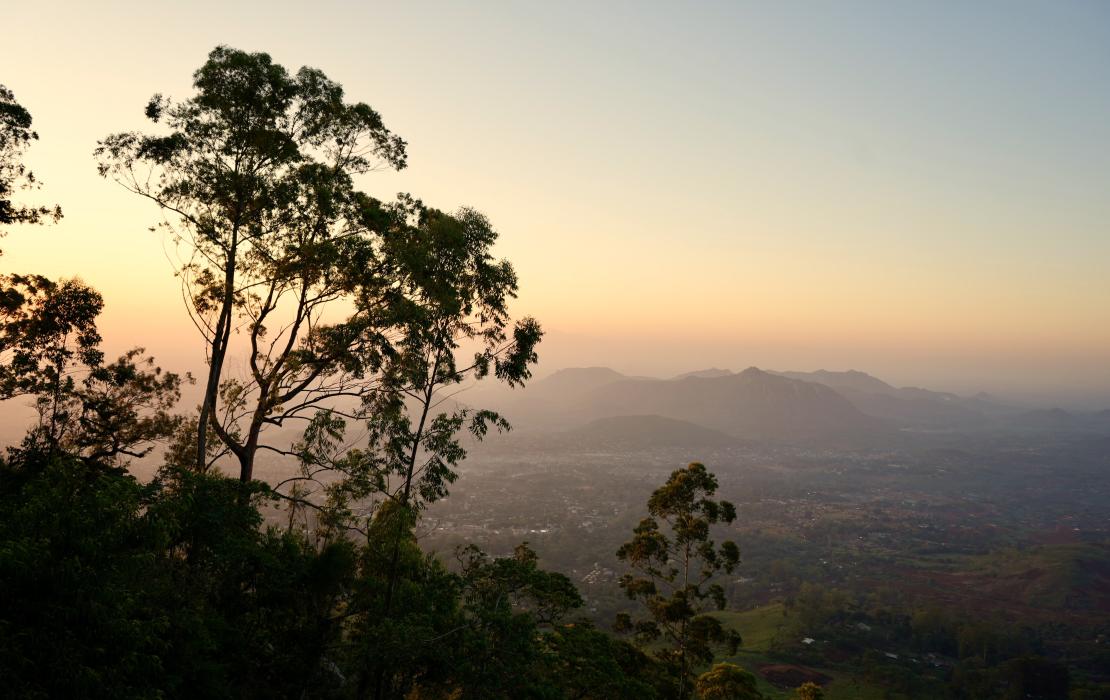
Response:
[196,230,237,472]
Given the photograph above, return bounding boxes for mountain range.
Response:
[466,366,1110,447]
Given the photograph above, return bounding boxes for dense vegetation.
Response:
[0,449,673,698]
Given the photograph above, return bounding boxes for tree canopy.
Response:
[0,83,61,232]
[616,462,742,698]
[95,48,541,531]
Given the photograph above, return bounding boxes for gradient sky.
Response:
[2,1,1109,403]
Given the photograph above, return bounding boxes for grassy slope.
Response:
[710,604,891,699]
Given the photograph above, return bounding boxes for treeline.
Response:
[0,446,766,698]
[0,450,665,698]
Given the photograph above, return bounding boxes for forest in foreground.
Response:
[2,48,1108,700]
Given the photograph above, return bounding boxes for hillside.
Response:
[772,369,1013,431]
[579,367,889,441]
[772,369,898,395]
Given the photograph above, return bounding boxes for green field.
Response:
[709,604,893,699]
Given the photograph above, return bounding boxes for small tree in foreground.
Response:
[793,681,824,700]
[696,662,764,700]
[616,462,742,698]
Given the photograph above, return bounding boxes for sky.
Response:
[2,1,1109,404]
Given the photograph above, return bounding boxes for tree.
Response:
[542,622,668,699]
[344,504,648,700]
[24,347,187,466]
[446,542,583,699]
[97,58,542,695]
[2,51,669,700]
[0,275,184,466]
[97,47,538,493]
[0,275,103,402]
[786,583,850,637]
[0,452,169,698]
[793,681,824,700]
[695,663,764,700]
[0,83,61,233]
[616,462,742,698]
[93,46,548,700]
[0,449,359,699]
[0,90,183,465]
[3,444,677,699]
[96,45,406,477]
[1,86,73,396]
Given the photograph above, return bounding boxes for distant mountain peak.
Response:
[843,369,879,379]
[542,366,624,380]
[771,368,895,394]
[527,367,629,402]
[672,368,733,380]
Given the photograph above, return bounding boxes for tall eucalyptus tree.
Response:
[97,47,539,491]
[616,462,742,698]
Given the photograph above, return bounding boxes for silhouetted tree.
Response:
[1,91,183,465]
[98,56,542,700]
[0,451,357,698]
[97,47,538,493]
[616,462,742,698]
[344,503,652,700]
[24,347,187,465]
[0,83,61,232]
[1,86,74,398]
[0,275,102,402]
[542,622,668,699]
[96,46,406,476]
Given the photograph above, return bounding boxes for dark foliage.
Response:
[0,451,666,699]
[0,84,61,233]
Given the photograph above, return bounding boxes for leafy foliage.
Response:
[616,462,742,698]
[0,279,185,466]
[28,347,187,464]
[0,83,61,232]
[0,275,103,400]
[0,451,666,699]
[1,87,183,466]
[96,47,539,497]
[96,45,411,477]
[695,663,764,700]
[793,681,824,700]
